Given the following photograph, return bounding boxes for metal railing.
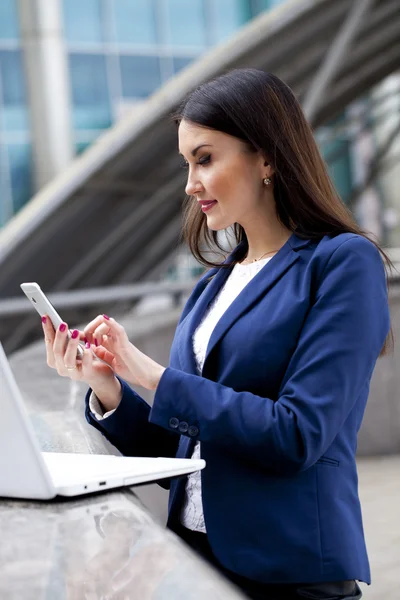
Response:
[0,280,198,318]
[1,251,400,320]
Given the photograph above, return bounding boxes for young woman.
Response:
[42,69,391,600]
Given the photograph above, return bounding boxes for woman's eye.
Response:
[179,154,211,169]
[198,155,211,166]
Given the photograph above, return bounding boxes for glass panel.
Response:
[0,50,29,131]
[322,138,352,204]
[252,0,287,15]
[172,56,194,74]
[69,54,112,129]
[166,0,206,47]
[75,141,92,155]
[214,0,252,43]
[327,141,352,204]
[7,143,32,214]
[112,0,157,45]
[0,144,12,226]
[0,0,19,40]
[120,55,161,98]
[62,0,103,44]
[74,130,104,155]
[269,0,287,7]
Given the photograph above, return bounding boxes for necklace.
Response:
[240,249,276,264]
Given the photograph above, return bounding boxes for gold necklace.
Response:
[240,249,276,264]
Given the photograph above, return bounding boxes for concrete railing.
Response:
[6,275,400,457]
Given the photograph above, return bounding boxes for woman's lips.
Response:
[200,200,218,212]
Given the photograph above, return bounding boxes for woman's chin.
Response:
[205,215,231,232]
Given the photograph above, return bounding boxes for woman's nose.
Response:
[185,171,203,196]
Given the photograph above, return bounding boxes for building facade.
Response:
[0,0,398,248]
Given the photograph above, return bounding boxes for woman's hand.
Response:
[42,316,122,411]
[84,314,165,391]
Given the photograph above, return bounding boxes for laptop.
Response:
[0,343,205,499]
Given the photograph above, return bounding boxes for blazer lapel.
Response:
[178,232,311,375]
[177,247,240,374]
[204,234,311,365]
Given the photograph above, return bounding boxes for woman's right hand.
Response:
[42,315,122,412]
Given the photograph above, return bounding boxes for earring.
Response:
[263,177,272,186]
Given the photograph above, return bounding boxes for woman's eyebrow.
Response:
[179,144,213,158]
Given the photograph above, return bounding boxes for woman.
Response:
[42,69,391,600]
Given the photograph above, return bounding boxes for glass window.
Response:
[7,143,32,214]
[0,50,29,131]
[328,142,352,204]
[74,130,104,155]
[322,138,352,204]
[172,56,194,74]
[120,55,161,99]
[213,0,252,43]
[0,0,19,40]
[0,145,12,226]
[62,0,103,44]
[252,0,287,15]
[269,0,287,7]
[112,0,157,46]
[75,141,93,155]
[165,0,206,47]
[69,53,112,129]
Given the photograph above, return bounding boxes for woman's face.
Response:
[178,120,270,231]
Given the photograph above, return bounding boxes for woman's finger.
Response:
[42,315,56,368]
[80,342,97,376]
[53,322,70,373]
[83,315,106,344]
[92,345,115,366]
[92,316,127,345]
[63,329,81,373]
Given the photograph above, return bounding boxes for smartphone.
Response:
[20,282,84,358]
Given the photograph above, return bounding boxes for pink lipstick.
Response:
[200,200,217,212]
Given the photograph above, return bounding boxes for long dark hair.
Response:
[172,68,393,356]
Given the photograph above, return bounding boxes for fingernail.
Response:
[72,329,79,339]
[59,323,66,332]
[41,316,47,324]
[84,337,88,344]
[94,338,98,347]
[85,342,90,349]
[103,314,110,320]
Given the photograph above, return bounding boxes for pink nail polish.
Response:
[85,342,90,349]
[41,316,47,324]
[84,337,88,344]
[94,338,98,347]
[59,323,66,332]
[103,314,110,320]
[72,329,79,339]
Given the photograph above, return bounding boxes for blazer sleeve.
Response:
[149,236,390,473]
[85,378,180,460]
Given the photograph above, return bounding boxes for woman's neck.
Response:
[243,228,293,263]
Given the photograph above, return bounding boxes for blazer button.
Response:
[178,421,189,433]
[188,425,199,437]
[168,417,179,429]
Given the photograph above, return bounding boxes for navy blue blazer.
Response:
[86,232,390,585]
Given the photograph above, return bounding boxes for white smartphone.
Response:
[20,282,84,358]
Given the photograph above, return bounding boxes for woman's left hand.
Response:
[84,314,165,391]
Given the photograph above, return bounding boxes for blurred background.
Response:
[0,1,399,596]
[0,0,399,352]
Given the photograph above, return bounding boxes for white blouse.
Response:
[90,255,273,534]
[181,256,273,532]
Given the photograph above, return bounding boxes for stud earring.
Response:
[263,177,272,186]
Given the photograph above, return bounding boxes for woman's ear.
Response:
[262,158,275,178]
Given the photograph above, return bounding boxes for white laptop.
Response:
[0,343,205,499]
